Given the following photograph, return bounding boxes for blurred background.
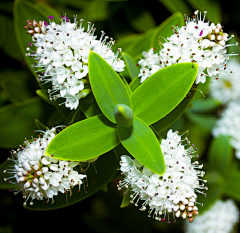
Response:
[0,0,240,232]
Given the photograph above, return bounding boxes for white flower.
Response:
[4,127,86,205]
[117,129,207,222]
[185,199,239,233]
[212,101,240,159]
[138,11,238,84]
[25,15,125,110]
[210,60,240,104]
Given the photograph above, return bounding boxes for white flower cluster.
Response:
[117,129,207,222]
[212,101,240,159]
[185,199,239,233]
[210,60,240,104]
[25,14,125,110]
[4,127,86,205]
[138,10,238,84]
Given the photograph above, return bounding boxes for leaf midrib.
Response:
[132,67,195,118]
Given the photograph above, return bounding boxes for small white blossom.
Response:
[185,199,239,233]
[210,60,240,104]
[25,15,125,110]
[4,127,86,205]
[138,11,238,84]
[212,101,240,159]
[117,129,207,222]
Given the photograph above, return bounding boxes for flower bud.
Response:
[24,180,31,188]
[114,104,133,128]
[19,176,27,182]
[33,164,40,171]
[219,40,225,46]
[36,171,42,176]
[210,35,215,41]
[42,167,48,173]
[215,28,220,34]
[33,178,38,184]
[217,35,222,40]
[23,162,31,171]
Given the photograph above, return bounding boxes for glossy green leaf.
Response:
[25,150,118,210]
[225,169,240,201]
[187,0,221,23]
[151,12,184,53]
[14,0,56,79]
[131,63,198,125]
[88,51,132,123]
[121,52,139,80]
[0,97,46,148]
[152,92,195,133]
[158,0,191,14]
[0,160,20,190]
[117,117,165,175]
[46,115,119,161]
[79,92,102,118]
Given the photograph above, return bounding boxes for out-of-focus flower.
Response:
[212,101,240,159]
[185,199,239,233]
[210,60,240,104]
[4,127,86,205]
[25,14,125,110]
[118,130,207,222]
[138,10,238,84]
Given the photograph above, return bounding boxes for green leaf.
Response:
[158,0,191,14]
[152,92,195,133]
[186,111,217,132]
[125,28,156,57]
[79,92,102,118]
[35,2,60,19]
[126,9,156,32]
[88,51,132,123]
[129,76,141,92]
[191,98,221,113]
[0,69,34,102]
[208,136,233,176]
[117,117,165,175]
[121,52,139,80]
[46,115,119,161]
[112,34,140,53]
[186,0,221,23]
[88,0,109,21]
[0,97,46,148]
[14,0,56,79]
[131,63,198,125]
[0,160,20,190]
[225,169,240,201]
[35,118,47,130]
[0,14,22,61]
[25,150,118,210]
[151,12,184,53]
[197,183,224,215]
[120,192,131,208]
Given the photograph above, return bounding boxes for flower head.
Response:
[4,127,86,205]
[210,60,240,104]
[138,11,238,84]
[185,199,239,233]
[25,14,125,110]
[212,101,240,159]
[117,130,207,222]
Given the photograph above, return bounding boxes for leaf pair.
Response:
[46,51,198,176]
